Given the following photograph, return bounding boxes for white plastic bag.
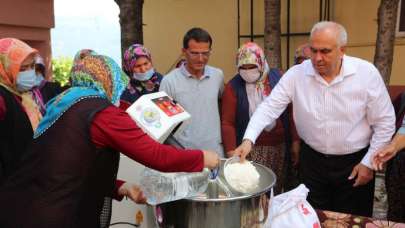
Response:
[264,184,321,228]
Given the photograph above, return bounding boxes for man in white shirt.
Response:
[234,21,395,217]
[160,28,225,157]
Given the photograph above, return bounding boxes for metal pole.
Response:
[237,0,241,47]
[287,0,291,69]
[319,0,323,21]
[250,0,254,41]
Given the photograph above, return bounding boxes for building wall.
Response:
[144,0,405,85]
[0,0,54,78]
[334,0,405,86]
[143,0,237,80]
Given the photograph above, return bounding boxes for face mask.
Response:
[132,68,155,81]
[34,73,45,87]
[239,68,261,83]
[16,69,37,92]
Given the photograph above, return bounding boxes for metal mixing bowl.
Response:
[152,159,276,228]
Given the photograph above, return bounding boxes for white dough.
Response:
[224,161,260,193]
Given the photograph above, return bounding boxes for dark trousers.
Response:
[299,142,375,217]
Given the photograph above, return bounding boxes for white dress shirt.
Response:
[243,55,395,168]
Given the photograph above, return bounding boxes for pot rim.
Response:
[184,162,276,202]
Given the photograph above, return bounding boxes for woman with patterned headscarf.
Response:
[221,42,299,194]
[121,44,163,104]
[0,51,219,227]
[0,38,46,184]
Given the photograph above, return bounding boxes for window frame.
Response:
[396,0,405,37]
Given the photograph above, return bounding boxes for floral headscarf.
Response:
[294,43,311,65]
[236,43,272,128]
[123,44,152,76]
[0,38,38,88]
[0,38,43,130]
[34,51,129,138]
[73,49,98,65]
[120,44,162,103]
[237,42,268,74]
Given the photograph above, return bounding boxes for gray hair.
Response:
[310,21,348,47]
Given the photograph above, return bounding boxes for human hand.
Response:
[372,143,398,171]
[203,150,220,169]
[348,163,374,187]
[231,139,253,162]
[291,140,301,167]
[118,182,147,204]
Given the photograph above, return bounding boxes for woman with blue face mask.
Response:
[120,44,163,104]
[25,54,68,115]
[0,38,44,184]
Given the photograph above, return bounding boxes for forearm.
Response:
[390,133,405,154]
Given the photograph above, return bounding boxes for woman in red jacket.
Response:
[0,51,219,228]
[221,42,298,194]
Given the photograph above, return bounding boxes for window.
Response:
[397,0,405,37]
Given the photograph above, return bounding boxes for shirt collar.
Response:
[304,55,356,81]
[180,64,211,80]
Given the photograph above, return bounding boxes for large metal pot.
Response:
[152,159,276,228]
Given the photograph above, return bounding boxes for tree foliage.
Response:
[52,57,73,86]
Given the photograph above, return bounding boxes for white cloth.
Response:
[265,184,321,228]
[243,55,395,168]
[246,83,265,117]
[245,83,275,132]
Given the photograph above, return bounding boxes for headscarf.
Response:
[123,44,152,76]
[34,51,129,138]
[73,49,98,64]
[28,54,47,115]
[0,38,43,130]
[236,42,271,117]
[122,44,161,98]
[294,43,311,65]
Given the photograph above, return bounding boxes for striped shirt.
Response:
[243,55,395,168]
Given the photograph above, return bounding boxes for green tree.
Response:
[52,57,73,86]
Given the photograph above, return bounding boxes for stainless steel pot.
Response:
[151,159,276,228]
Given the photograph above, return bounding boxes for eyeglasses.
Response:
[310,47,333,55]
[186,50,211,58]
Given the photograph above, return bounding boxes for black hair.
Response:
[183,27,212,49]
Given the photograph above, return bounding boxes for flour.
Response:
[224,161,260,193]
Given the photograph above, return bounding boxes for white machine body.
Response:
[111,92,190,227]
[126,91,190,143]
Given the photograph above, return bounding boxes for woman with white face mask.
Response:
[221,42,299,194]
[120,44,163,105]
